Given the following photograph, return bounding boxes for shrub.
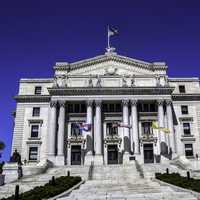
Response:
[156,172,200,193]
[1,176,81,200]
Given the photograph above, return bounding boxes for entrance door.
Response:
[143,143,154,163]
[108,145,118,164]
[71,145,81,165]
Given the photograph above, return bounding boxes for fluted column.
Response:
[158,100,165,154]
[131,100,139,154]
[122,100,130,152]
[95,100,102,155]
[57,101,66,156]
[166,100,176,153]
[85,100,93,158]
[48,101,57,159]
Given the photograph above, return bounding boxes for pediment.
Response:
[54,53,167,76]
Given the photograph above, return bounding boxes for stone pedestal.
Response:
[84,153,94,165]
[0,174,5,186]
[55,156,65,166]
[93,155,103,165]
[123,152,130,165]
[3,163,18,183]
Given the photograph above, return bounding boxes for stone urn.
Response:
[0,174,5,186]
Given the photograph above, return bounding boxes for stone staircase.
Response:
[58,163,198,200]
[0,165,89,199]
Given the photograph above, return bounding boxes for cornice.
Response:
[172,94,200,101]
[54,54,167,72]
[14,95,50,103]
[48,87,174,96]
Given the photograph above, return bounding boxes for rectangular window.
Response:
[179,85,186,93]
[183,123,191,135]
[29,147,38,161]
[71,123,82,136]
[31,125,39,138]
[142,122,152,135]
[106,122,118,136]
[32,107,40,117]
[116,104,122,112]
[34,86,42,95]
[181,105,188,115]
[185,144,193,157]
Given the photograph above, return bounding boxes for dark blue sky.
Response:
[1,0,200,161]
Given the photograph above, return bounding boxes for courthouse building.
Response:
[11,49,200,166]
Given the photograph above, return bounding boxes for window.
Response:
[71,123,82,136]
[185,144,193,157]
[106,123,118,136]
[31,125,39,138]
[181,105,188,115]
[102,103,122,113]
[142,122,152,135]
[179,85,186,93]
[29,147,38,161]
[183,123,191,135]
[67,103,86,113]
[34,86,42,95]
[138,103,157,112]
[32,107,40,117]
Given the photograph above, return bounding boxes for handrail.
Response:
[88,161,94,180]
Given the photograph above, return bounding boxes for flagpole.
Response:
[107,25,110,49]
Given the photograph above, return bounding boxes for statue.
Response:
[131,76,135,87]
[122,76,127,87]
[88,76,93,87]
[156,76,161,86]
[52,76,59,88]
[10,149,22,165]
[96,76,101,87]
[60,75,68,87]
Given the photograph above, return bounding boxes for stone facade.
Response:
[11,51,200,166]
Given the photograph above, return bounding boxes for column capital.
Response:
[87,100,93,106]
[50,101,57,108]
[130,99,138,106]
[166,99,172,106]
[122,99,129,106]
[157,99,164,106]
[58,100,66,107]
[95,100,102,107]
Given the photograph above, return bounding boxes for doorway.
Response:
[107,145,118,164]
[143,143,154,163]
[71,145,81,165]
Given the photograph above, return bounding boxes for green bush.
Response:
[156,172,200,193]
[1,176,81,200]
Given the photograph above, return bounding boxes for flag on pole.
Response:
[151,121,170,133]
[108,26,119,37]
[73,122,91,132]
[112,122,132,129]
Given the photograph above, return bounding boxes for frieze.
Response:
[14,95,50,103]
[48,87,174,96]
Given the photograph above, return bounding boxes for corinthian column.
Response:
[122,100,130,152]
[84,100,93,165]
[131,100,139,154]
[56,100,66,165]
[93,100,103,165]
[48,101,57,162]
[95,100,102,155]
[166,100,176,153]
[158,100,166,154]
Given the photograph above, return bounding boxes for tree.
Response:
[0,141,5,151]
[0,141,5,158]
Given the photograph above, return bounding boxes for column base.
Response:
[123,152,130,165]
[93,155,103,166]
[55,155,65,166]
[84,152,93,166]
[47,155,56,166]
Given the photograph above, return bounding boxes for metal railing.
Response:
[88,161,94,180]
